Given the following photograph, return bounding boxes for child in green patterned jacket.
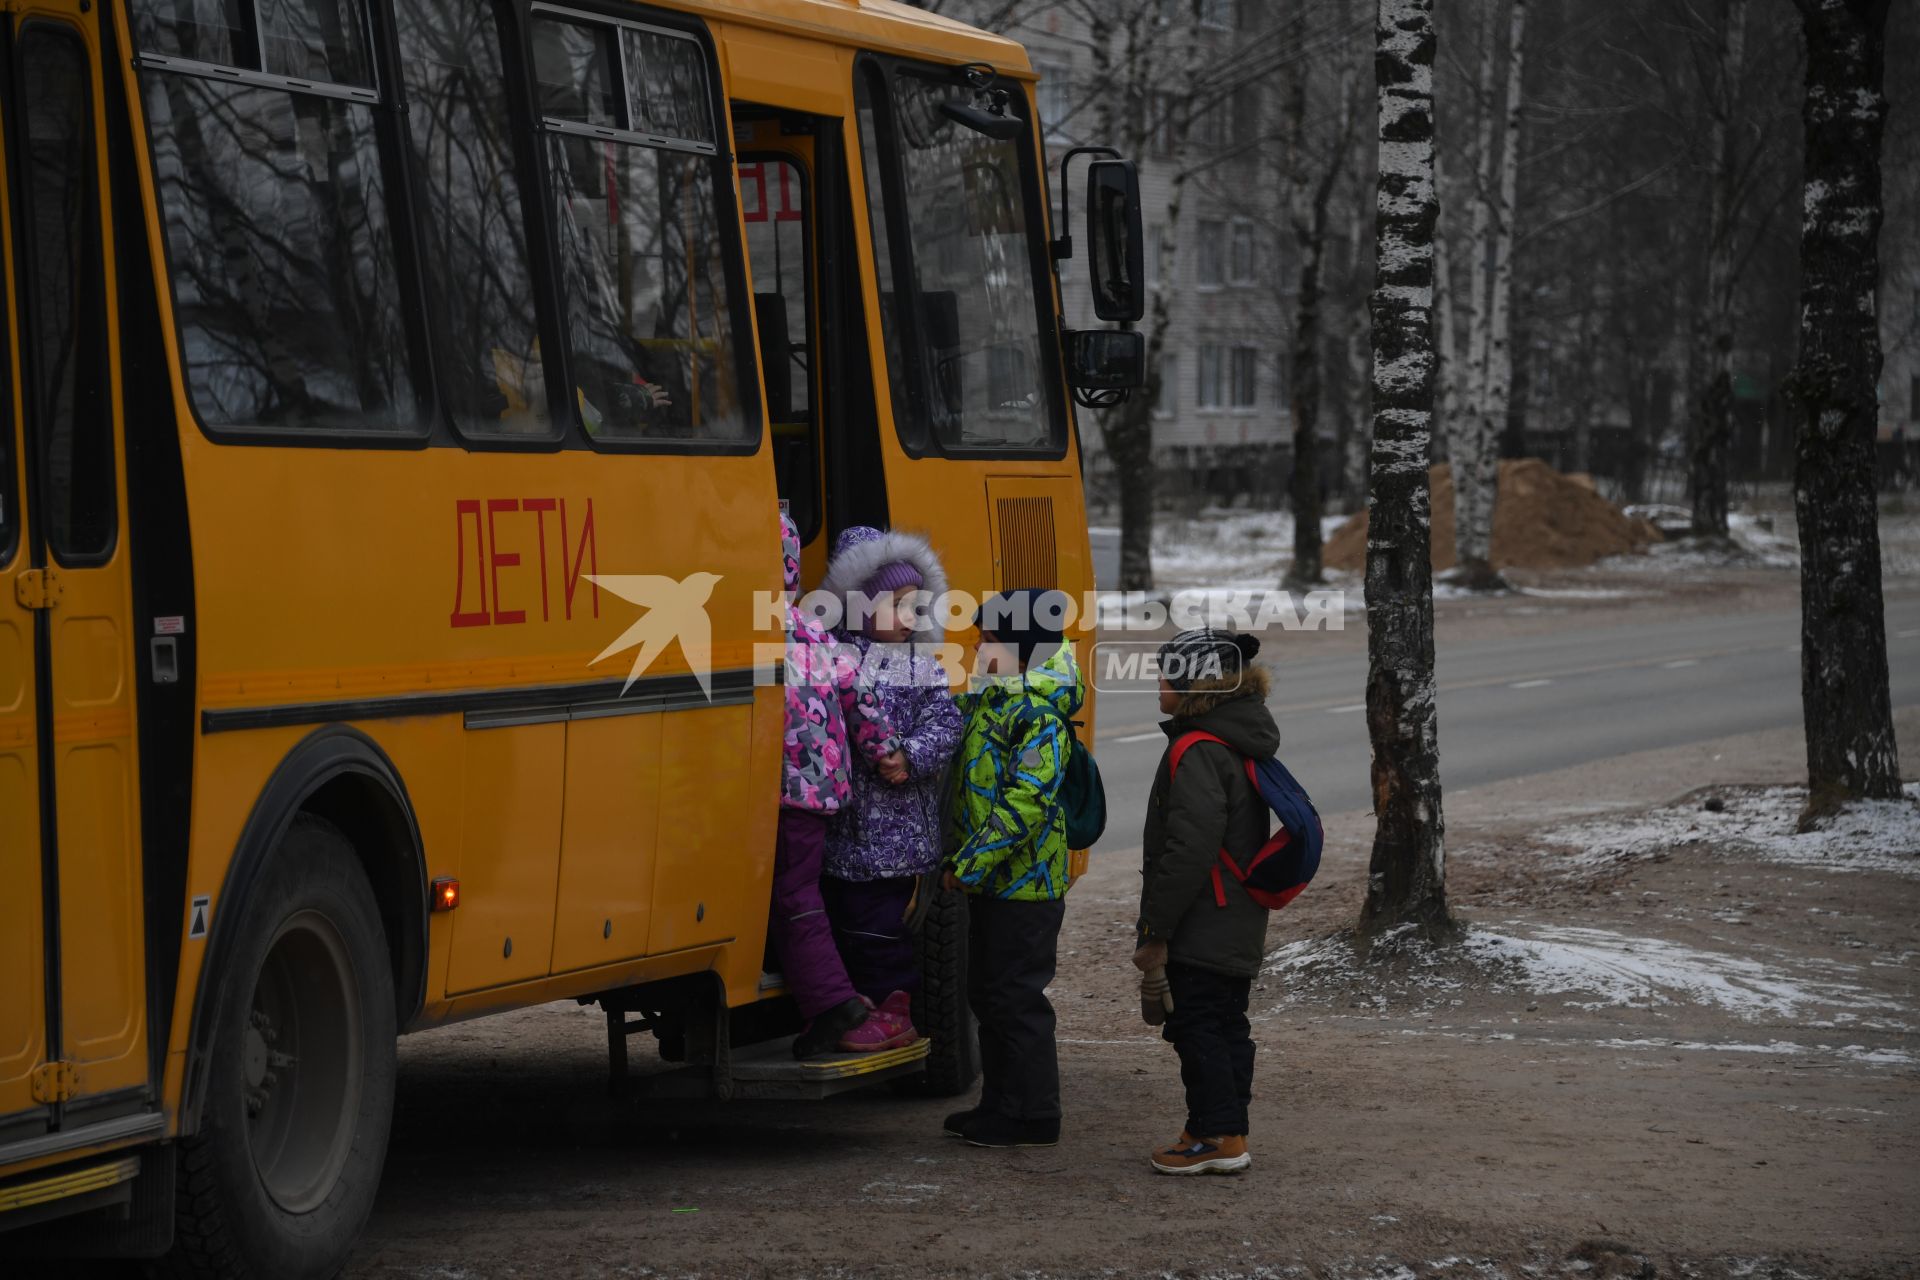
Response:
[941,588,1085,1149]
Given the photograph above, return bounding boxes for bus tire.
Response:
[899,883,977,1098]
[162,815,396,1280]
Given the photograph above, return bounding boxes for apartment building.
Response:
[944,0,1296,509]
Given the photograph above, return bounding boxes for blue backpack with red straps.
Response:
[1168,730,1323,911]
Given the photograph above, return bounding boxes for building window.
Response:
[1144,90,1176,158]
[1230,346,1258,409]
[1195,219,1226,288]
[1231,86,1261,147]
[1146,221,1167,288]
[1036,61,1072,143]
[1197,343,1224,409]
[1229,220,1256,285]
[1192,98,1227,150]
[1200,0,1238,30]
[1154,352,1177,418]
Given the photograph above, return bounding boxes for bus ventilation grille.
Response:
[995,496,1058,590]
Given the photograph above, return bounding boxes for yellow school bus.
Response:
[0,0,1142,1273]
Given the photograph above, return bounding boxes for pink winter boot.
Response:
[838,995,917,1052]
[875,991,919,1043]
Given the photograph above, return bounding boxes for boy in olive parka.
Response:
[1134,628,1276,1175]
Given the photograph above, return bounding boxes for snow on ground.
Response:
[1147,508,1353,589]
[1601,511,1799,575]
[1542,783,1920,876]
[1878,500,1920,577]
[1456,924,1899,1019]
[1263,922,1904,1022]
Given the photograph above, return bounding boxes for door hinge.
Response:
[30,1061,80,1103]
[15,567,61,611]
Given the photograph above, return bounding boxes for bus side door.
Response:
[0,7,150,1139]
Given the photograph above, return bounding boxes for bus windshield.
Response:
[857,63,1061,456]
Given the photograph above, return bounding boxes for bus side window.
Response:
[393,0,554,437]
[740,156,817,542]
[531,16,754,447]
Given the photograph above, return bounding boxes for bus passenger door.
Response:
[0,9,151,1135]
[736,133,823,579]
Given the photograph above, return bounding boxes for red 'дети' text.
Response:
[451,498,598,628]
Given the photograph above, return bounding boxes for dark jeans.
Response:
[967,895,1066,1122]
[821,874,920,1004]
[1162,962,1255,1137]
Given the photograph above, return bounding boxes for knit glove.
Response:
[1139,966,1174,1026]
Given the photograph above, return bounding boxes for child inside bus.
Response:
[941,590,1084,1148]
[818,526,964,1045]
[776,511,914,1057]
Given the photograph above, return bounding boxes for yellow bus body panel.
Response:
[0,0,1095,1191]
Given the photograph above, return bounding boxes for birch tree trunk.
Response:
[1359,0,1453,941]
[1688,0,1748,539]
[1432,147,1458,459]
[1461,0,1526,590]
[1787,0,1901,813]
[1450,5,1502,583]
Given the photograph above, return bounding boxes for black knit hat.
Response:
[1158,627,1260,691]
[976,588,1071,668]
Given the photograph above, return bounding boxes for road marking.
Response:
[1898,628,1919,639]
[1111,731,1162,743]
[1662,659,1699,669]
[1509,679,1553,689]
[1326,703,1367,714]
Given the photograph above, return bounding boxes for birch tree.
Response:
[1467,0,1525,588]
[1688,0,1750,538]
[1360,0,1453,940]
[1444,0,1522,591]
[1786,0,1901,813]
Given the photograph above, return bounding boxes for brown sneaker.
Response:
[1149,1133,1251,1175]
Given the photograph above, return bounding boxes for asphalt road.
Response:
[1089,593,1920,853]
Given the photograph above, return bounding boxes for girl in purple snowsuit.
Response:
[776,511,911,1057]
[819,525,964,1044]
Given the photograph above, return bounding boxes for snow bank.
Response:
[1599,511,1797,574]
[1263,921,1905,1021]
[1544,783,1920,876]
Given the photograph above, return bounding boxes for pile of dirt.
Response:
[1324,457,1662,573]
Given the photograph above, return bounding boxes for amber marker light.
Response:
[430,877,460,912]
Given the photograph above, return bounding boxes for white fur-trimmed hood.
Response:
[819,528,950,644]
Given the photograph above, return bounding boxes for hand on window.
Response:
[631,374,672,409]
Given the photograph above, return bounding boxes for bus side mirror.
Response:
[1086,159,1143,323]
[1064,329,1144,396]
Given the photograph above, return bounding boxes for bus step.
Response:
[643,1037,931,1101]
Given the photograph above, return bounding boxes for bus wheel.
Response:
[899,882,977,1098]
[164,815,396,1280]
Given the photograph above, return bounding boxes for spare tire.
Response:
[900,882,977,1097]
